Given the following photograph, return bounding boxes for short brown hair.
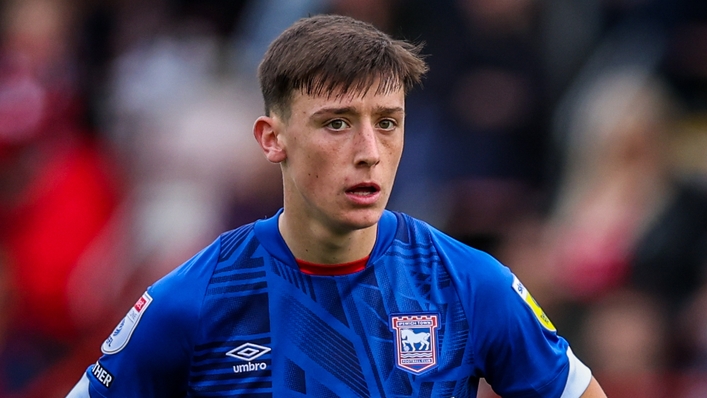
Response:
[258,14,428,118]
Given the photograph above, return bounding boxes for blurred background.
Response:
[0,0,706,397]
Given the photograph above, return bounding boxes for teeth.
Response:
[349,188,375,196]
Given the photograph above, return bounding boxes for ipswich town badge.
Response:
[390,313,440,374]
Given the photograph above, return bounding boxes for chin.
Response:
[341,207,385,230]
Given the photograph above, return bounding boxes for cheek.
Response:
[296,151,333,189]
[383,137,404,166]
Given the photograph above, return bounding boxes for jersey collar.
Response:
[254,208,398,272]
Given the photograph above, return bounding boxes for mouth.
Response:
[345,182,381,197]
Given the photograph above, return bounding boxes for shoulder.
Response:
[141,223,259,327]
[389,211,507,281]
[101,234,226,354]
[150,234,222,298]
[99,225,255,356]
[154,222,257,291]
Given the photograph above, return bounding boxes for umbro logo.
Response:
[226,343,271,373]
[226,343,271,361]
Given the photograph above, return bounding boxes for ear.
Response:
[253,115,286,163]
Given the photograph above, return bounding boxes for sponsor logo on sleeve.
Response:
[390,313,440,374]
[101,291,153,354]
[512,275,556,332]
[91,361,114,388]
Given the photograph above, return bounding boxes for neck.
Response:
[278,210,378,264]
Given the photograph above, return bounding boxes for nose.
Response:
[353,122,381,167]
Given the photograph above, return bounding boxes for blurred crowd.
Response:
[0,0,706,397]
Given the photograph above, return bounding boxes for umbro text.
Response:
[233,362,267,373]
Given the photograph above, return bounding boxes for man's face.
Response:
[277,86,405,234]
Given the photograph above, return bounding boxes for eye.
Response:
[326,119,350,131]
[378,119,397,131]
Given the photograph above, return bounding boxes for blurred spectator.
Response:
[230,0,326,79]
[390,0,548,252]
[534,68,707,396]
[0,0,706,396]
[0,0,126,396]
[326,0,396,32]
[580,290,669,398]
[104,0,282,286]
[549,69,682,301]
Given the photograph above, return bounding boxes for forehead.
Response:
[288,87,405,117]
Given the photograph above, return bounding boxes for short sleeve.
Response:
[69,240,220,397]
[470,258,592,397]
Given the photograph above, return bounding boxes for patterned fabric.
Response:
[69,209,591,397]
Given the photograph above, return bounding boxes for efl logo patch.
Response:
[512,275,556,332]
[390,313,439,374]
[102,291,153,354]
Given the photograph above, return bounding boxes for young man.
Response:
[68,15,606,397]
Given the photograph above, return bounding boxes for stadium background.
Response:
[1,0,707,396]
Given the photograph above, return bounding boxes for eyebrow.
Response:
[311,106,405,118]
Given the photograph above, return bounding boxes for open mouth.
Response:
[346,183,380,196]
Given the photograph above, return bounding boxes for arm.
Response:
[66,288,194,397]
[458,250,593,396]
[580,376,607,398]
[474,272,594,397]
[65,240,219,397]
[433,234,599,397]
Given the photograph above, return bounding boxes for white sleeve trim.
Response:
[66,372,91,398]
[559,347,592,398]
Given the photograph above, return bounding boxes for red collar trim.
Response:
[296,256,369,276]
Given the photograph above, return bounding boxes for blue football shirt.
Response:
[68,209,591,397]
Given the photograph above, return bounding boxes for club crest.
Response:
[390,313,439,374]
